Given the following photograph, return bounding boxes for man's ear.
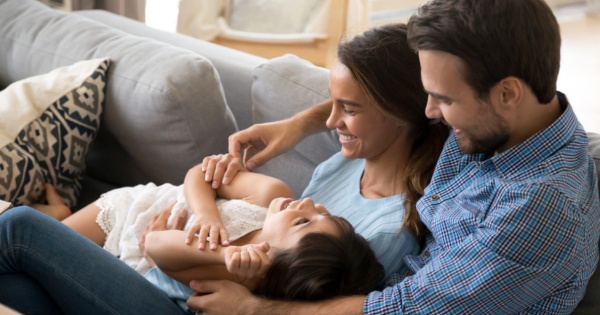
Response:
[498,76,523,108]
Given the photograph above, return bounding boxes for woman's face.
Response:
[262,198,338,250]
[327,59,405,160]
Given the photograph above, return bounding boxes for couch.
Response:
[0,0,598,313]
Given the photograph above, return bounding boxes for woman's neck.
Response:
[360,145,410,199]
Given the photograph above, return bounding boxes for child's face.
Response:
[262,198,338,250]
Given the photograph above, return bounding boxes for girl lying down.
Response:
[35,165,384,313]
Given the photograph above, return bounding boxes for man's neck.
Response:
[498,94,562,154]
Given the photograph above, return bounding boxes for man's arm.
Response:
[187,279,366,315]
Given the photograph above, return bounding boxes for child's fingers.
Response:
[226,252,241,273]
[254,241,269,253]
[209,226,220,250]
[197,226,210,250]
[220,229,230,247]
[252,246,271,278]
[185,227,197,245]
[237,248,252,277]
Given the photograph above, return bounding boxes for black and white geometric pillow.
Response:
[0,58,110,207]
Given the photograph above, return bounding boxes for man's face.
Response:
[418,50,509,155]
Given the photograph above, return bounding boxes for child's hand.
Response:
[224,242,271,279]
[186,216,230,250]
[202,153,248,189]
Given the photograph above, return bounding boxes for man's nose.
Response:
[425,97,442,119]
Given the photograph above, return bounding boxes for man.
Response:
[188,0,600,314]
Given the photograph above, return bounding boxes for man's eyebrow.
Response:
[425,90,452,102]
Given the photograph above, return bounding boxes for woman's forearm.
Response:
[291,99,332,136]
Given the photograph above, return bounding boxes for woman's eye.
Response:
[342,108,355,115]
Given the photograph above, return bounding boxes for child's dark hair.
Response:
[252,216,385,300]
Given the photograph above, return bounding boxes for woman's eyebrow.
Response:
[336,99,362,107]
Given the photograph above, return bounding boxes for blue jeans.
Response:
[0,207,187,315]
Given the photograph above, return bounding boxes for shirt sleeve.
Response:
[364,183,585,314]
[368,229,420,279]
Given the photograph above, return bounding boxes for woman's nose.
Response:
[326,104,342,129]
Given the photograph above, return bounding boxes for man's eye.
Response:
[295,218,309,225]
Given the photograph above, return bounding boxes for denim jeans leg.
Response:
[0,207,188,315]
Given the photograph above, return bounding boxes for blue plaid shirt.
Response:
[364,93,600,314]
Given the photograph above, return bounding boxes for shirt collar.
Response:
[488,91,578,177]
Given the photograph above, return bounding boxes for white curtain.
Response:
[72,0,146,22]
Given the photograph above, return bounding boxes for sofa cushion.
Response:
[0,0,237,196]
[0,58,109,207]
[252,54,339,197]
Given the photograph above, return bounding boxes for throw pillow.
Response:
[0,58,110,207]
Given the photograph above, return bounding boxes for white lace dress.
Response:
[94,183,267,275]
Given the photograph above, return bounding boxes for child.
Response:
[35,163,384,312]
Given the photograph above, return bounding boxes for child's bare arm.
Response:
[145,230,270,286]
[184,163,229,249]
[215,171,294,208]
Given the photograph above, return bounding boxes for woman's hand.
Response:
[185,216,230,250]
[201,154,247,189]
[228,120,299,171]
[228,100,333,172]
[223,242,271,280]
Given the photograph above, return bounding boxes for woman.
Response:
[205,23,449,277]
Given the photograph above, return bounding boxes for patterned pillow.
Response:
[0,58,110,207]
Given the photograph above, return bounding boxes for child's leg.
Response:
[62,203,106,247]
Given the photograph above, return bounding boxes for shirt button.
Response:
[431,193,440,200]
[423,250,430,258]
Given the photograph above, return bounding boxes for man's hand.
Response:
[187,280,260,315]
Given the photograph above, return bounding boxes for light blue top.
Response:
[302,152,420,278]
